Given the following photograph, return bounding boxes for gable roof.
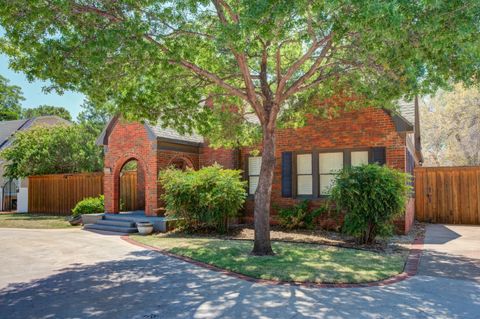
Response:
[397,100,415,126]
[0,116,71,150]
[0,119,30,149]
[96,116,204,146]
[147,121,204,145]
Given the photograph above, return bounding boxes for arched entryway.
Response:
[168,156,195,171]
[118,159,145,212]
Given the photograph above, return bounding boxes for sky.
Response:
[0,55,86,121]
[0,29,86,120]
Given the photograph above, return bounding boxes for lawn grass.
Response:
[131,235,407,284]
[0,213,74,229]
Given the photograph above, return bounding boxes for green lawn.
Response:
[0,213,74,229]
[131,235,406,284]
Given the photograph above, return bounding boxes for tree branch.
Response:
[276,34,332,100]
[260,41,273,105]
[211,0,265,123]
[283,39,334,98]
[72,3,250,103]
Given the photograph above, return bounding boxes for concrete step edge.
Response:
[84,224,138,233]
[96,220,136,227]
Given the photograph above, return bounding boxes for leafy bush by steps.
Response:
[72,195,104,217]
[159,164,247,233]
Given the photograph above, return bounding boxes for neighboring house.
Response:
[0,116,71,212]
[97,101,422,234]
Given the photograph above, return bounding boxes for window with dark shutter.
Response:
[372,147,386,165]
[248,156,262,195]
[281,152,293,197]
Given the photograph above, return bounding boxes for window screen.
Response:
[248,157,262,195]
[351,151,369,167]
[296,154,313,195]
[319,152,343,195]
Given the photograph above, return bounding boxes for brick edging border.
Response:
[120,235,424,288]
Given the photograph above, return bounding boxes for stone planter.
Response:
[81,213,103,225]
[137,221,154,235]
[68,215,82,226]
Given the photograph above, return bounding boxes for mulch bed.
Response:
[159,221,426,254]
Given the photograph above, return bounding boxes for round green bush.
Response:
[159,164,247,233]
[330,164,411,244]
[72,195,105,217]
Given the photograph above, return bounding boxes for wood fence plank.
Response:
[415,167,480,225]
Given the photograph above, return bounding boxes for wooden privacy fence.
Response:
[29,173,104,215]
[119,171,139,211]
[28,172,139,215]
[415,166,480,225]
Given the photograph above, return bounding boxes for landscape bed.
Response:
[130,234,407,284]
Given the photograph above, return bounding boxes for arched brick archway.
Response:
[107,155,150,214]
[101,118,202,216]
[167,156,195,170]
[116,157,147,212]
[102,120,160,216]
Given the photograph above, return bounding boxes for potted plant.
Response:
[136,221,154,235]
[68,215,82,226]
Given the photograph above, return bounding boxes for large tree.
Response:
[22,105,72,121]
[421,84,480,166]
[77,99,111,134]
[0,1,479,255]
[0,74,24,121]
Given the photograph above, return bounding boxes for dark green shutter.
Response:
[281,152,293,197]
[372,147,386,165]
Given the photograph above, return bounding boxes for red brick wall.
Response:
[199,145,236,169]
[104,120,200,216]
[238,108,411,232]
[104,120,159,215]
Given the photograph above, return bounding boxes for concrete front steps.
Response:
[84,214,138,233]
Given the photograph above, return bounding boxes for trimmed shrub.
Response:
[72,195,105,217]
[277,200,326,230]
[330,164,410,244]
[159,164,247,233]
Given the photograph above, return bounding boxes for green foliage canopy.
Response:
[1,0,479,254]
[22,105,72,121]
[0,74,24,121]
[0,124,103,178]
[159,165,247,233]
[77,100,111,134]
[0,1,478,146]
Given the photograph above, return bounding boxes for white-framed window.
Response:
[351,151,369,167]
[248,156,262,195]
[296,153,313,195]
[319,152,344,195]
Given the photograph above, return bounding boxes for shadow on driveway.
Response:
[1,249,479,319]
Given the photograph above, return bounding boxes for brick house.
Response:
[97,101,421,234]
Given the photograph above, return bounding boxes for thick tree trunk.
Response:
[251,128,276,256]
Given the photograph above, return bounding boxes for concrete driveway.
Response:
[419,224,480,282]
[0,226,479,319]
